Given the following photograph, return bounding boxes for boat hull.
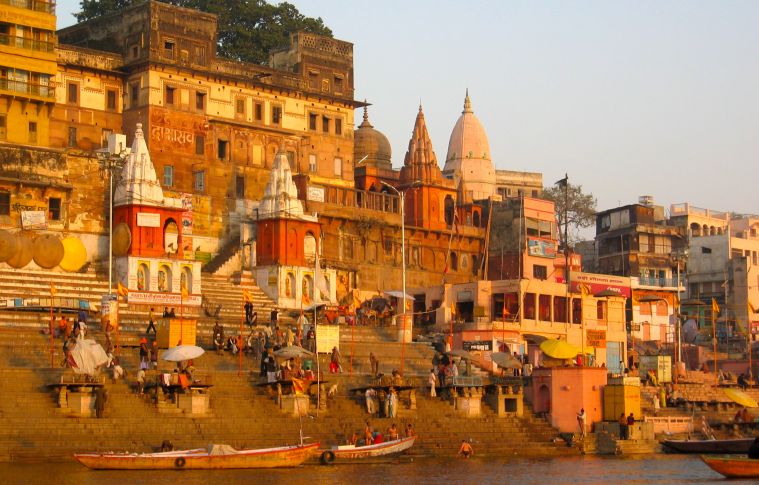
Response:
[74,443,319,470]
[700,455,759,478]
[320,436,415,463]
[663,438,754,454]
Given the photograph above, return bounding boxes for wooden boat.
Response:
[318,436,416,464]
[700,455,759,478]
[74,443,319,470]
[662,438,754,454]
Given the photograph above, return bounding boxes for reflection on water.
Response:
[1,455,755,485]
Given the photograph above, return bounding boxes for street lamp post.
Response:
[381,182,408,373]
[98,149,127,295]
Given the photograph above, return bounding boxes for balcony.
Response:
[0,78,55,99]
[0,0,55,14]
[0,33,55,53]
[631,276,684,290]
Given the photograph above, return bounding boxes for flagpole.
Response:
[315,250,321,417]
[49,285,55,368]
[239,292,244,377]
[116,291,121,356]
[713,300,718,385]
[180,291,184,346]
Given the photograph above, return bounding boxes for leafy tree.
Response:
[541,179,597,247]
[74,0,332,65]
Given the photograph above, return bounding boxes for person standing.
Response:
[387,388,398,418]
[330,346,342,373]
[626,412,636,439]
[244,300,254,326]
[146,307,157,335]
[94,387,108,418]
[150,342,159,370]
[365,388,376,414]
[139,338,149,370]
[370,352,379,377]
[429,368,438,397]
[618,413,628,440]
[270,307,279,330]
[364,420,374,445]
[306,326,316,353]
[577,408,587,438]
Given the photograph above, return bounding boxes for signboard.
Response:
[457,291,472,301]
[137,212,161,227]
[316,324,339,353]
[127,291,202,307]
[751,322,759,335]
[527,238,557,258]
[20,210,46,230]
[463,340,492,352]
[307,186,325,202]
[586,329,607,348]
[570,271,631,298]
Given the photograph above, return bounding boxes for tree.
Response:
[541,180,597,247]
[74,0,332,65]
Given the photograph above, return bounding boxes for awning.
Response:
[383,290,414,300]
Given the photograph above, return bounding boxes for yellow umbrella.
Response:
[539,339,580,359]
[723,388,758,408]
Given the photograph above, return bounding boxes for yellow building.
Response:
[0,0,56,146]
[448,278,628,372]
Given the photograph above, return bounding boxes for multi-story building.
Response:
[594,198,686,343]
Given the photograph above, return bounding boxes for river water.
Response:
[0,455,753,484]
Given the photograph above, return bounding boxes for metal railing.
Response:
[0,0,55,14]
[0,33,55,53]
[634,276,679,288]
[0,78,55,98]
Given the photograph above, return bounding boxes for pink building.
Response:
[530,367,607,433]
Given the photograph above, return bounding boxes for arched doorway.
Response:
[444,196,455,226]
[537,384,551,413]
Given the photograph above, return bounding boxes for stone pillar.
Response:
[409,389,417,410]
[57,387,68,408]
[319,384,327,410]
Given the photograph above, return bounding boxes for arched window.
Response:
[137,263,149,291]
[473,211,481,227]
[302,275,314,303]
[158,265,172,292]
[304,232,316,260]
[181,266,192,294]
[690,223,701,237]
[444,196,455,226]
[164,219,179,254]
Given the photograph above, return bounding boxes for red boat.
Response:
[700,455,759,478]
[75,443,319,470]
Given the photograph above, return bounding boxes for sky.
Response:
[56,1,759,218]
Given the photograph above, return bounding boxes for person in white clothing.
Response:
[365,388,377,414]
[428,369,437,397]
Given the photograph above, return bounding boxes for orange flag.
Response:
[291,377,306,395]
[50,283,57,297]
[711,298,720,315]
[242,289,252,303]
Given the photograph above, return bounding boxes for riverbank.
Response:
[0,454,748,485]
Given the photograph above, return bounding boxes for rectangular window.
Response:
[553,297,568,323]
[335,118,342,135]
[236,98,245,115]
[572,298,582,324]
[334,157,342,176]
[217,139,228,160]
[67,127,77,148]
[163,166,173,187]
[67,82,78,104]
[195,135,205,155]
[533,265,547,280]
[309,154,317,173]
[0,114,6,139]
[322,116,330,133]
[28,121,37,143]
[235,174,245,199]
[0,192,9,216]
[130,83,139,107]
[308,71,318,89]
[254,102,263,121]
[523,293,536,320]
[539,294,551,321]
[163,40,175,60]
[106,89,117,110]
[309,112,317,130]
[196,91,206,110]
[193,170,205,193]
[48,197,61,221]
[165,86,175,105]
[101,128,112,148]
[130,44,139,58]
[596,300,607,321]
[334,76,343,93]
[271,105,282,125]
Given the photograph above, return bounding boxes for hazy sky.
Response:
[56,1,759,217]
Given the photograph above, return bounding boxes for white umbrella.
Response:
[446,349,474,360]
[162,345,205,362]
[490,352,522,369]
[304,302,327,311]
[69,339,109,375]
[274,345,314,359]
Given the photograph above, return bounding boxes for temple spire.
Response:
[463,89,472,114]
[359,101,373,128]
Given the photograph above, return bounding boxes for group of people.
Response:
[617,412,636,440]
[353,420,415,446]
[364,387,399,417]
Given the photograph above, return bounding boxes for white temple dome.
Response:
[443,91,496,201]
